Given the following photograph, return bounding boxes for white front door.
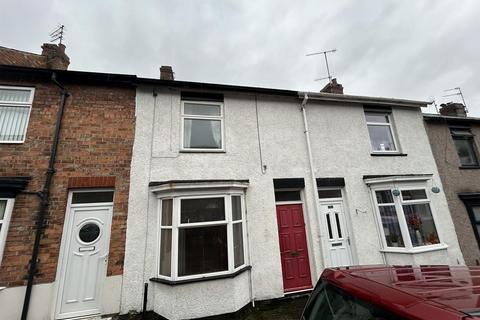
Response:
[320,201,353,267]
[56,202,112,319]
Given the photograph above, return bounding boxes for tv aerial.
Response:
[306,49,337,83]
[442,87,468,113]
[49,24,65,45]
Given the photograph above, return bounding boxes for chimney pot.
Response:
[320,78,344,94]
[439,102,467,117]
[160,66,174,80]
[41,43,70,70]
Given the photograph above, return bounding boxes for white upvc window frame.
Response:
[365,111,399,153]
[0,198,15,265]
[0,86,35,144]
[157,192,247,281]
[370,183,446,254]
[180,100,225,152]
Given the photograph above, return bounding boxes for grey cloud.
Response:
[1,0,478,115]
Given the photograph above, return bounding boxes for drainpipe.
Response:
[300,93,328,274]
[21,73,70,320]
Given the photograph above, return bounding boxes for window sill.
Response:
[371,153,407,157]
[150,265,251,286]
[459,165,480,170]
[180,149,226,153]
[0,286,6,291]
[380,243,448,254]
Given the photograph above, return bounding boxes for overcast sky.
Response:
[1,0,479,115]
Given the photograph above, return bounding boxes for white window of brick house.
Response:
[181,100,224,151]
[365,110,398,153]
[0,199,15,265]
[371,185,444,253]
[157,192,247,280]
[0,86,35,143]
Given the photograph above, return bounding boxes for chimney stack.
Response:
[160,66,174,80]
[320,78,344,94]
[41,43,70,70]
[439,102,467,117]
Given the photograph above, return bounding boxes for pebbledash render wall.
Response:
[424,116,480,265]
[122,85,465,319]
[0,70,135,319]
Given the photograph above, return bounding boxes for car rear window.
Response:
[302,281,403,320]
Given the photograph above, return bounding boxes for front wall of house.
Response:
[0,75,135,319]
[425,121,480,265]
[123,86,464,319]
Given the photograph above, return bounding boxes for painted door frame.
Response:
[317,188,356,267]
[274,188,315,293]
[52,189,114,319]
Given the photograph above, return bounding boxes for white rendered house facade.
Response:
[121,81,464,319]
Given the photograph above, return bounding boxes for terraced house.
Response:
[424,103,480,266]
[0,44,467,320]
[122,71,465,319]
[0,44,136,320]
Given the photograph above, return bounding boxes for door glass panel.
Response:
[318,189,342,199]
[161,199,173,226]
[379,206,404,247]
[233,222,244,268]
[180,197,225,223]
[335,213,342,238]
[232,196,242,221]
[159,229,172,276]
[0,200,6,220]
[326,214,333,239]
[403,203,439,246]
[72,191,114,204]
[178,225,228,276]
[275,190,301,202]
[78,223,101,243]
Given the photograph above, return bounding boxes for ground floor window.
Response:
[158,193,247,280]
[460,194,480,251]
[372,186,441,251]
[0,198,14,265]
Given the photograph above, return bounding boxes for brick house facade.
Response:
[0,45,136,319]
[424,104,480,266]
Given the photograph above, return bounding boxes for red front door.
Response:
[276,204,313,293]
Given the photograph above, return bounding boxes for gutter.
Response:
[299,91,429,108]
[21,72,70,320]
[300,93,327,273]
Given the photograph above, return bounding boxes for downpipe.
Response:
[21,73,70,320]
[300,93,328,274]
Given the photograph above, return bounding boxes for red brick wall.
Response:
[0,75,135,287]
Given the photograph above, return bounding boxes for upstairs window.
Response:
[450,128,479,167]
[365,111,397,152]
[0,86,35,143]
[181,101,224,151]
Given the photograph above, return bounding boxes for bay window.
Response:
[0,86,35,143]
[158,193,247,280]
[373,187,441,251]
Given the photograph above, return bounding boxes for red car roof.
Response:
[322,265,480,319]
